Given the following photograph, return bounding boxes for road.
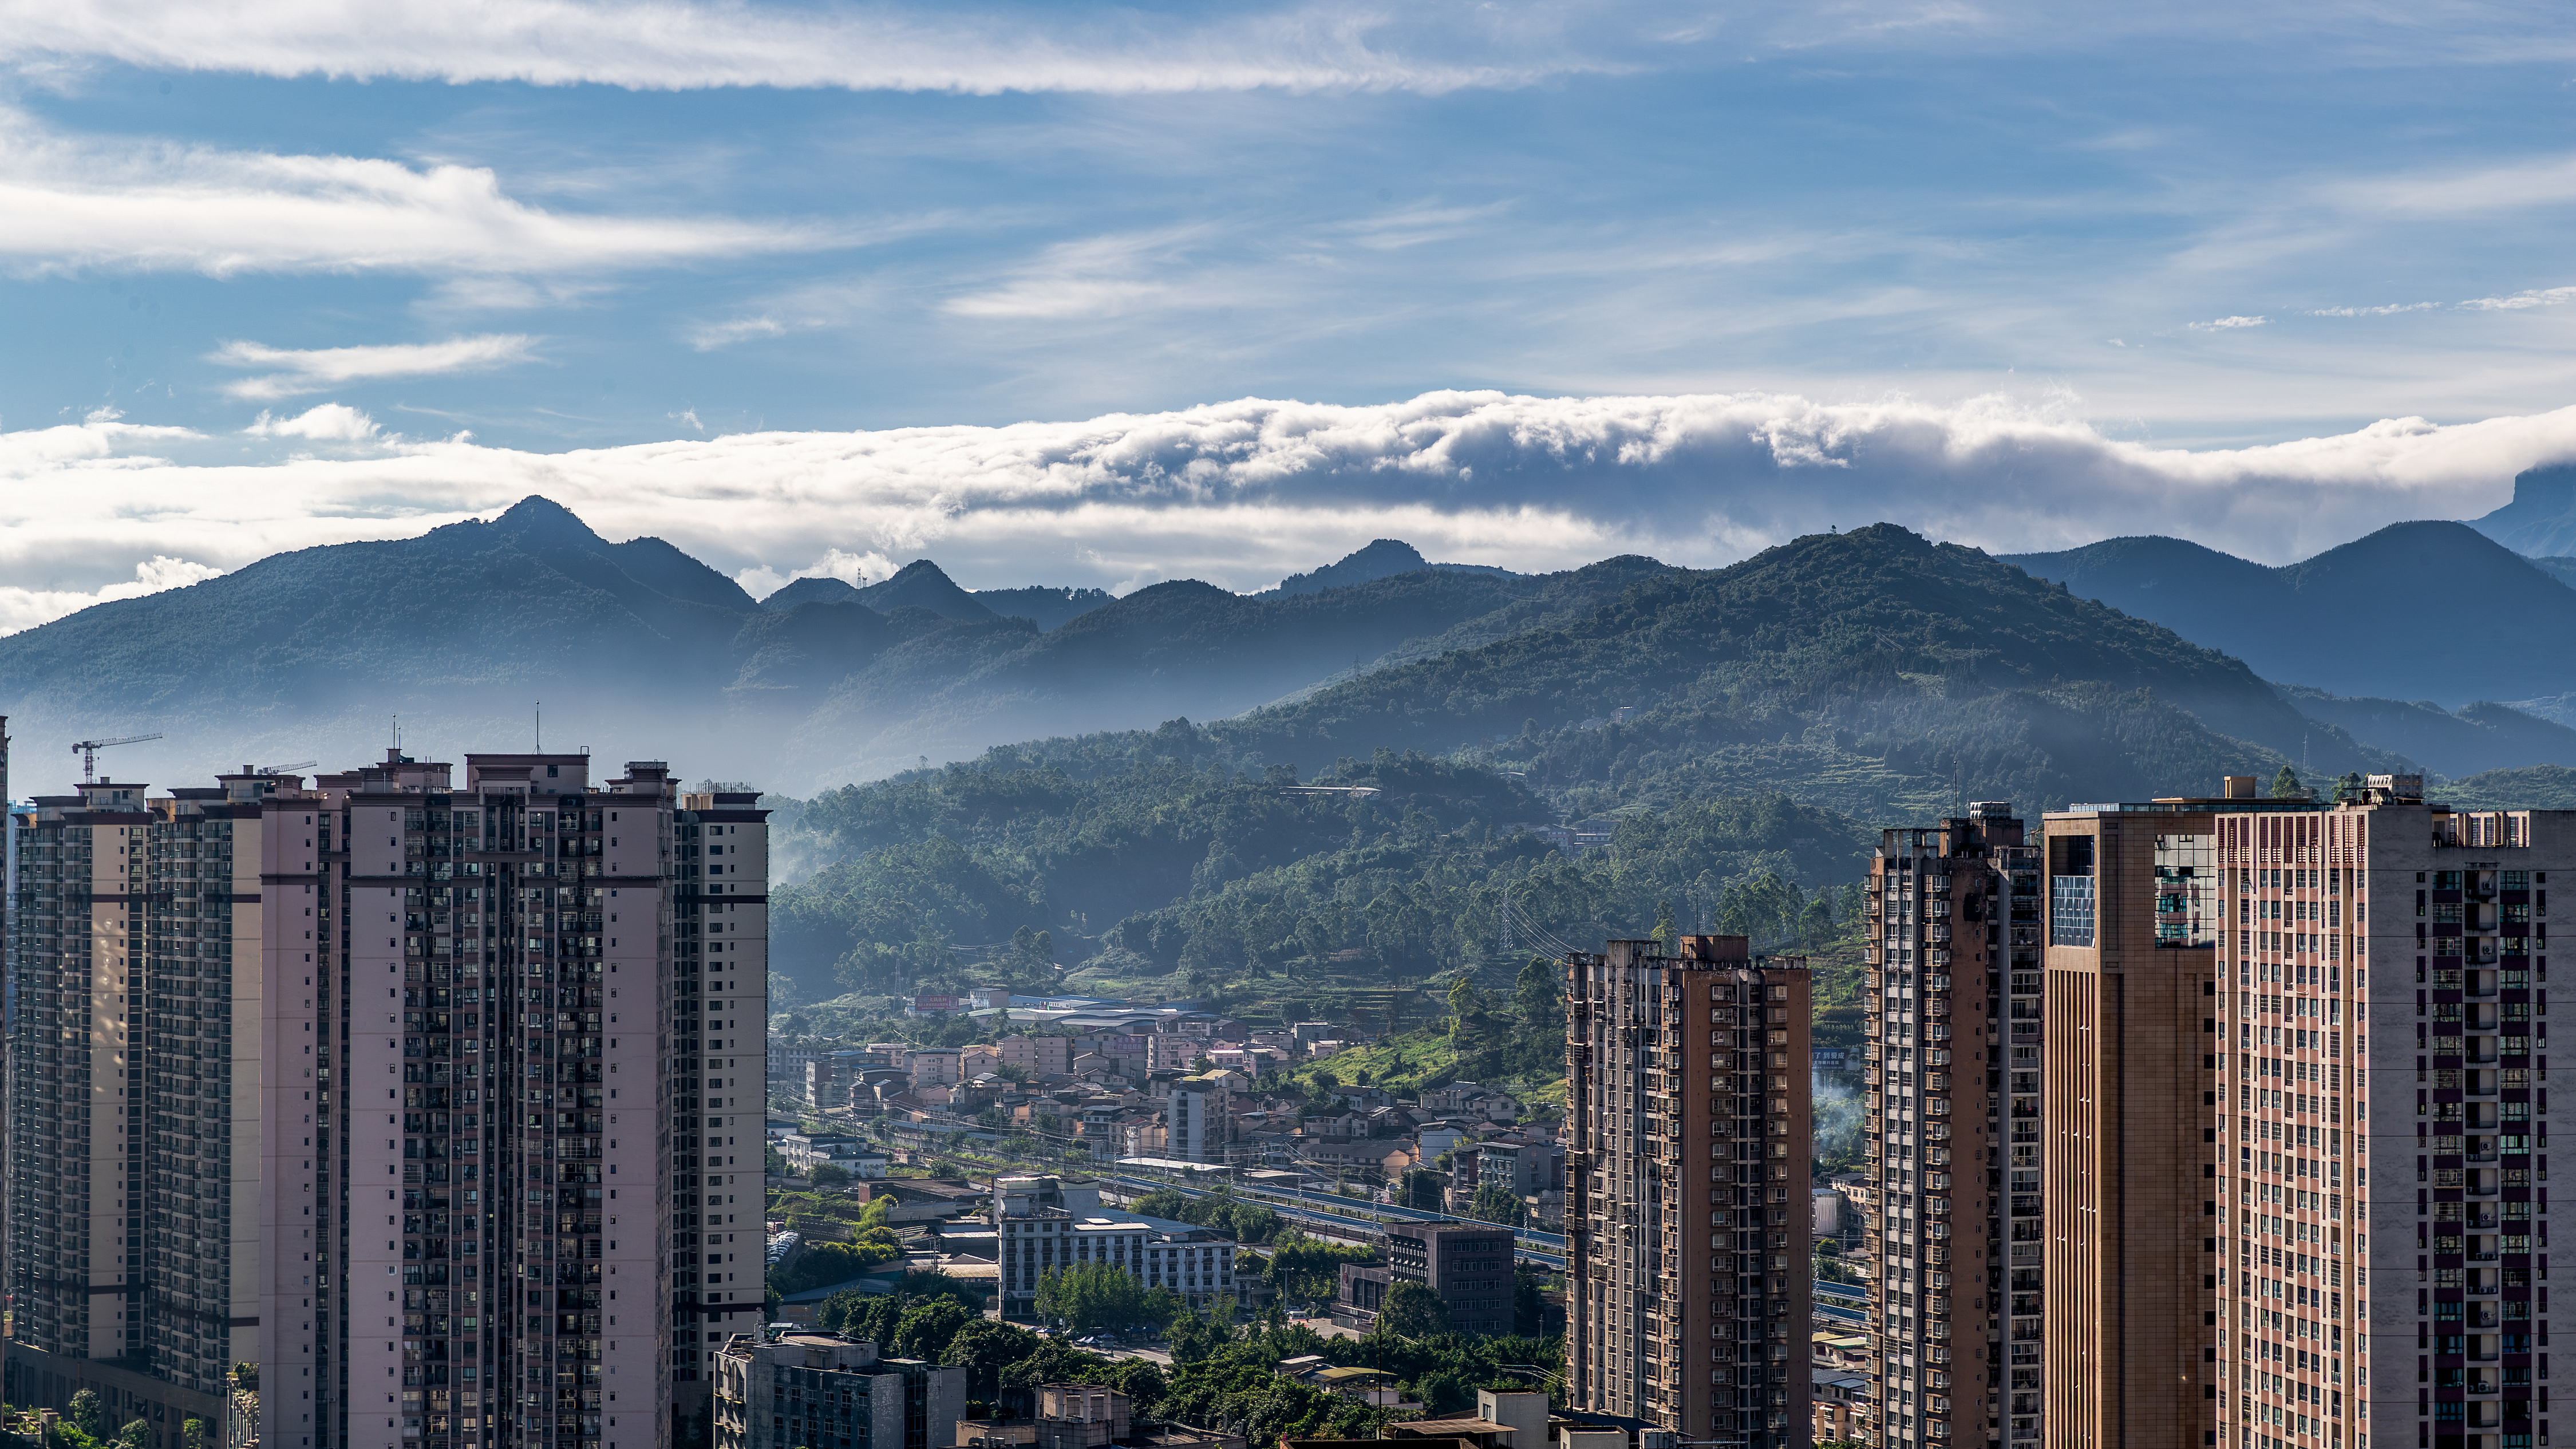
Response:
[1101,1172,1568,1272]
[788,1106,1571,1270]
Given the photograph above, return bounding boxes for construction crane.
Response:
[256,760,317,776]
[69,732,163,783]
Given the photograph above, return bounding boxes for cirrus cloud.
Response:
[211,335,539,400]
[0,106,845,277]
[0,0,1609,96]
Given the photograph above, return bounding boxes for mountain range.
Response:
[12,493,2576,809]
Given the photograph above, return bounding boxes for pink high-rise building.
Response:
[7,749,768,1449]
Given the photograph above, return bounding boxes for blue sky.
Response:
[6,1,2576,619]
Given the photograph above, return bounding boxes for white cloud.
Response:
[942,227,1223,320]
[687,314,790,350]
[2188,314,2269,330]
[0,108,837,277]
[0,0,1602,96]
[2326,152,2576,218]
[2459,285,2576,312]
[3,386,2576,635]
[211,335,539,400]
[2312,302,2439,317]
[243,404,382,441]
[0,554,222,634]
[734,547,898,601]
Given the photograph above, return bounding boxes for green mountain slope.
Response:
[768,722,1872,1007]
[1206,523,2400,818]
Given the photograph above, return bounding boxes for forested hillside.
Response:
[767,720,1874,1009]
[1207,523,2401,819]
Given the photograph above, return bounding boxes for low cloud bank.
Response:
[2,387,2567,630]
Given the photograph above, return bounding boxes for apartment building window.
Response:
[2050,875,2095,948]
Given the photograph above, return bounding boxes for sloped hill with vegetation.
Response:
[2435,764,2576,810]
[1204,523,2399,819]
[768,718,1874,1008]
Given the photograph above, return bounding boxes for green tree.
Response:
[1399,1167,1447,1210]
[1652,899,1677,955]
[1376,1281,1450,1339]
[1165,1304,1231,1361]
[809,1163,853,1187]
[1511,1266,1550,1336]
[68,1393,104,1443]
[113,1423,149,1449]
[1511,954,1562,1029]
[892,1298,973,1363]
[1469,1180,1526,1228]
[2271,765,2305,799]
[941,1318,1045,1402]
[179,1422,207,1449]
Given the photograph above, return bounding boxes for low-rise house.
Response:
[1812,1369,1871,1444]
[908,1046,966,1089]
[855,1177,990,1223]
[1002,1033,1073,1078]
[714,1332,966,1449]
[951,1385,1133,1449]
[777,1132,866,1174]
[1334,1221,1516,1336]
[990,1174,1238,1314]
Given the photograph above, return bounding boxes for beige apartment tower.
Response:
[7,751,769,1449]
[2210,777,2568,1449]
[1565,935,1811,1449]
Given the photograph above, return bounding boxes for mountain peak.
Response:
[760,575,864,612]
[488,495,609,549]
[850,559,997,622]
[1261,539,1431,598]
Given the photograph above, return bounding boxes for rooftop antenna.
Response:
[69,732,161,783]
[535,701,542,753]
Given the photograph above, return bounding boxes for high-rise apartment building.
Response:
[2206,776,2566,1449]
[1564,935,1811,1448]
[2037,798,2227,1449]
[2013,772,2576,1449]
[5,751,768,1449]
[1862,806,2041,1449]
[9,775,161,1380]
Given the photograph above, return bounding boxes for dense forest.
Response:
[767,723,1874,1005]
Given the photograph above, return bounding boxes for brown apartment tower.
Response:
[2036,797,2227,1449]
[1566,935,1812,1448]
[6,751,769,1449]
[1863,805,2043,1449]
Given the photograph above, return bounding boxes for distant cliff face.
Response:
[2472,462,2576,558]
